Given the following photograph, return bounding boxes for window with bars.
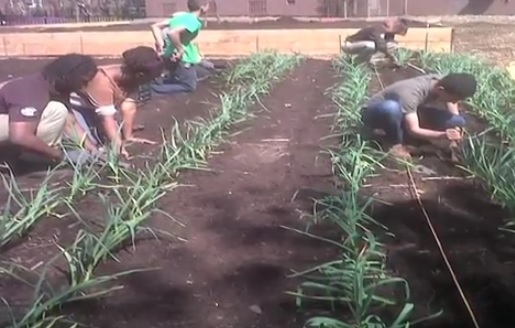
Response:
[249,0,267,16]
[162,2,177,15]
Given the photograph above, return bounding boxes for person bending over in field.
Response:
[342,17,408,67]
[70,46,164,159]
[0,54,101,167]
[150,0,209,94]
[362,73,477,160]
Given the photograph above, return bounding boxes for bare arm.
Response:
[151,19,171,50]
[9,122,62,161]
[99,114,124,149]
[404,112,446,140]
[119,99,137,140]
[167,26,187,53]
[64,112,98,152]
[86,77,126,154]
[119,99,156,144]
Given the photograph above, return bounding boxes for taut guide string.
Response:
[372,65,481,328]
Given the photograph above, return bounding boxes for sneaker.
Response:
[389,144,412,160]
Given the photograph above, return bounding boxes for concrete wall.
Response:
[0,27,453,57]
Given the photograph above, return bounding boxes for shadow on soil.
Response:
[372,182,515,328]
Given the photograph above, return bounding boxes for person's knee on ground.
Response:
[363,99,404,144]
[446,114,466,130]
[36,101,68,146]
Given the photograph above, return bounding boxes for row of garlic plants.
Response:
[413,51,515,232]
[0,51,302,328]
[290,56,421,328]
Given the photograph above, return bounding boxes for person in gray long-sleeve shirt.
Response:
[342,17,408,66]
[362,73,477,159]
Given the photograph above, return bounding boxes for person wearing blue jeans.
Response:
[363,73,477,159]
[150,0,208,95]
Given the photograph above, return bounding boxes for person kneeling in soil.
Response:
[158,26,219,83]
[70,46,164,159]
[362,73,477,160]
[342,17,408,67]
[0,54,103,168]
[150,0,209,94]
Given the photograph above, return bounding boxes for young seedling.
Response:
[0,168,62,248]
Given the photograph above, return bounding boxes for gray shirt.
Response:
[367,74,443,113]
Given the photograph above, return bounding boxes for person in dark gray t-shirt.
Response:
[0,54,99,165]
[362,73,477,159]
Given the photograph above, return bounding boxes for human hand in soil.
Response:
[445,128,462,141]
[125,136,157,145]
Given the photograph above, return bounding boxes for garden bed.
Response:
[365,60,515,328]
[2,51,515,328]
[0,55,339,328]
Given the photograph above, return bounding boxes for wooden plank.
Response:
[0,27,453,57]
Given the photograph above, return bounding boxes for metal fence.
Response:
[0,0,147,26]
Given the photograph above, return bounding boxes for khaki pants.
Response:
[0,101,68,146]
[342,40,399,64]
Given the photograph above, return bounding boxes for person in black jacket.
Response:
[342,17,408,66]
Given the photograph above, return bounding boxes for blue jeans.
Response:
[151,61,198,94]
[362,100,466,144]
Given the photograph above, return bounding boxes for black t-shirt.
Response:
[0,74,67,123]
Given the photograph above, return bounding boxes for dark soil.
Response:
[368,64,515,328]
[2,55,514,328]
[0,59,340,327]
[0,17,438,33]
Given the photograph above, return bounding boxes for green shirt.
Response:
[163,12,202,64]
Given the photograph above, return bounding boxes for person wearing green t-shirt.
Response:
[160,12,217,82]
[150,0,208,94]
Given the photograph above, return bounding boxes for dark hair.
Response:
[42,53,98,94]
[121,46,164,83]
[438,73,477,99]
[187,0,201,11]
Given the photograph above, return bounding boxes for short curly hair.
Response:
[42,53,98,94]
[121,46,164,82]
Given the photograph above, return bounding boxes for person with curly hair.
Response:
[70,45,164,159]
[0,53,99,165]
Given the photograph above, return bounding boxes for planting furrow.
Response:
[0,52,300,328]
[361,49,515,327]
[290,56,435,328]
[414,52,515,230]
[64,58,338,328]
